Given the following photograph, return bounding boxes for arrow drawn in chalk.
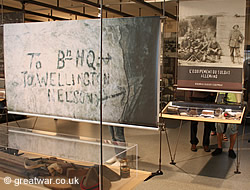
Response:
[96,86,127,107]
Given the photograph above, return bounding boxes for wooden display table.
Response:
[160,101,245,173]
[161,101,245,124]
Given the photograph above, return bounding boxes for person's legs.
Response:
[212,123,223,156]
[106,126,118,164]
[190,121,199,144]
[228,133,237,159]
[235,48,241,63]
[229,133,237,150]
[107,126,126,163]
[108,126,116,141]
[211,122,216,136]
[223,124,228,141]
[203,122,213,152]
[230,47,235,63]
[113,127,125,143]
[217,133,223,149]
[190,121,198,151]
[227,124,238,159]
[212,124,238,158]
[113,127,126,159]
[203,122,213,146]
[217,49,222,60]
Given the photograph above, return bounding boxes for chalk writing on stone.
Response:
[47,88,126,107]
[56,49,112,70]
[21,71,110,88]
[27,53,42,69]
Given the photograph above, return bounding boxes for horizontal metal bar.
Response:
[7,111,159,131]
[24,17,43,22]
[15,0,97,19]
[73,0,133,17]
[132,0,177,20]
[3,5,68,20]
[177,87,243,94]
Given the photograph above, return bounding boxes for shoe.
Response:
[228,149,236,159]
[105,156,117,164]
[203,146,211,152]
[223,134,228,141]
[212,148,222,156]
[211,131,217,136]
[191,144,197,152]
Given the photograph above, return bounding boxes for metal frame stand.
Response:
[169,120,182,165]
[234,113,247,174]
[234,130,241,174]
[144,122,165,181]
[145,118,182,181]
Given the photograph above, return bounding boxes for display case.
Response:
[0,121,148,190]
[162,101,245,124]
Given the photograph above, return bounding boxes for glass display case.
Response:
[162,101,244,123]
[0,121,147,190]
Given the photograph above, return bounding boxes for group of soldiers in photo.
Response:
[179,27,222,63]
[179,24,244,64]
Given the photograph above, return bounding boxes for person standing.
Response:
[212,93,240,159]
[190,121,215,152]
[105,126,126,165]
[189,92,216,152]
[229,24,244,64]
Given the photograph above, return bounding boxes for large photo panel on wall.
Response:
[4,16,160,128]
[178,0,246,91]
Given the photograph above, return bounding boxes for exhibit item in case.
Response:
[4,16,160,128]
[162,101,244,124]
[177,0,246,91]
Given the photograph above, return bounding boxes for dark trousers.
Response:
[190,121,214,146]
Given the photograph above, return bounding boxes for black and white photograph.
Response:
[177,0,246,91]
[178,0,245,68]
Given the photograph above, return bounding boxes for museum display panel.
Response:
[177,0,246,92]
[4,16,160,128]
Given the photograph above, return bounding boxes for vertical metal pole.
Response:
[22,2,25,23]
[136,144,138,177]
[163,0,165,16]
[174,0,179,100]
[100,0,103,189]
[234,122,243,174]
[159,0,165,166]
[158,127,162,171]
[1,0,3,25]
[51,9,54,21]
